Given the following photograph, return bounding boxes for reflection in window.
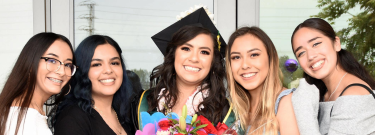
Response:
[0,1,33,92]
[260,0,361,88]
[74,0,214,89]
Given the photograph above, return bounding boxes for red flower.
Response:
[216,122,228,135]
[196,115,217,134]
[158,120,172,130]
[196,130,208,135]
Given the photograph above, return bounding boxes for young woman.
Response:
[54,35,133,135]
[130,25,235,133]
[0,32,76,135]
[291,18,375,134]
[226,27,300,134]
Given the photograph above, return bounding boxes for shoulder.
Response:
[55,104,90,124]
[275,88,296,115]
[277,90,293,114]
[276,89,300,134]
[54,104,92,134]
[341,83,373,96]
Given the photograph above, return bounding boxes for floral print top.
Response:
[157,84,209,116]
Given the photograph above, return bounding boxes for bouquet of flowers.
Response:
[135,105,230,135]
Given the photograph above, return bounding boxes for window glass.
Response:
[74,0,214,89]
[260,0,362,88]
[0,0,33,92]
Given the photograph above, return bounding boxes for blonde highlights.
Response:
[226,27,283,135]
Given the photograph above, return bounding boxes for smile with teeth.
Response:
[184,66,200,72]
[48,77,62,83]
[311,60,324,69]
[100,79,114,83]
[242,73,256,78]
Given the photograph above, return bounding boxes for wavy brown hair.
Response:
[147,25,228,124]
[226,27,282,134]
[0,32,74,135]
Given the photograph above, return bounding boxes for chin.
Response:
[239,82,261,91]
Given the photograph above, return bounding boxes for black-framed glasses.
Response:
[40,57,77,76]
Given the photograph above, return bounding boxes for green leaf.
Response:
[169,118,178,124]
[176,126,188,134]
[190,124,208,133]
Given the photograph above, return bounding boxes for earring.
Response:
[64,85,71,96]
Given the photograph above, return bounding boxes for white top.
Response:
[5,106,52,135]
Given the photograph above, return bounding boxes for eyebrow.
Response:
[46,53,73,62]
[294,37,322,54]
[111,57,121,60]
[183,43,212,51]
[92,57,120,62]
[47,53,59,58]
[247,48,261,53]
[230,48,261,55]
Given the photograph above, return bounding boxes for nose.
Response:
[188,50,199,63]
[307,49,318,61]
[55,64,66,76]
[103,63,113,74]
[241,57,251,70]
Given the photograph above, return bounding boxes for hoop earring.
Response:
[64,85,71,96]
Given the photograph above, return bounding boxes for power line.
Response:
[78,1,95,35]
[96,5,181,12]
[94,10,174,18]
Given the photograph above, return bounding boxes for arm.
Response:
[277,93,300,135]
[291,78,321,135]
[329,88,375,134]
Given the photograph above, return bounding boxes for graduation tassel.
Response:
[217,32,221,51]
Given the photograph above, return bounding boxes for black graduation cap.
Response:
[151,7,227,57]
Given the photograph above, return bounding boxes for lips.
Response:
[310,59,325,70]
[47,77,62,83]
[99,79,115,83]
[241,73,256,78]
[184,66,201,72]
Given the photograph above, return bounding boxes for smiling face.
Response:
[88,44,123,97]
[35,39,73,95]
[230,34,269,91]
[174,33,214,86]
[292,27,341,79]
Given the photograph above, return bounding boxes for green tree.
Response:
[313,0,375,78]
[279,55,304,88]
[131,68,151,89]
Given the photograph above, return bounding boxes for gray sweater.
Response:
[292,79,375,135]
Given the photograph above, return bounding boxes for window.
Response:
[260,0,363,88]
[0,0,34,91]
[74,0,214,89]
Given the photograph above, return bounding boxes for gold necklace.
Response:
[114,110,122,135]
[93,105,122,135]
[33,103,45,116]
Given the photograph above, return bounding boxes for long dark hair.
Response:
[126,70,144,94]
[0,32,74,135]
[54,35,132,129]
[147,25,228,124]
[291,18,375,100]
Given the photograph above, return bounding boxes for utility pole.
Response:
[78,1,95,35]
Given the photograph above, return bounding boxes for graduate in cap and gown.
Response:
[128,7,235,134]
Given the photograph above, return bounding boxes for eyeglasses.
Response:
[40,57,77,76]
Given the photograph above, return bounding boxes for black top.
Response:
[55,104,127,135]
